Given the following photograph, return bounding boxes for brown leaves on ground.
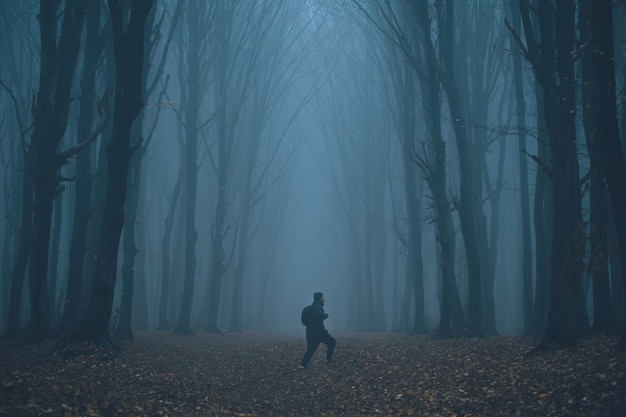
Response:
[1,332,624,416]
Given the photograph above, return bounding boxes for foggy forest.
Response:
[1,1,626,416]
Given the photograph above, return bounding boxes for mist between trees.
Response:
[1,0,626,350]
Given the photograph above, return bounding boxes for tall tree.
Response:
[156,142,183,331]
[24,0,88,339]
[229,0,316,332]
[531,81,552,336]
[60,1,108,335]
[203,0,261,332]
[435,0,484,336]
[507,0,534,337]
[173,0,216,335]
[387,43,425,333]
[456,0,507,335]
[586,0,626,348]
[1,1,38,336]
[578,0,617,336]
[407,1,467,337]
[358,0,467,337]
[515,0,588,346]
[79,0,155,344]
[115,0,182,340]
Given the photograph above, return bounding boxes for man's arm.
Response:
[315,304,329,320]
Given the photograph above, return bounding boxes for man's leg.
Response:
[321,331,336,362]
[300,333,320,368]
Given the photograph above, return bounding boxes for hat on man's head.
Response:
[314,292,323,301]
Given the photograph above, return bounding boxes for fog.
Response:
[1,0,624,344]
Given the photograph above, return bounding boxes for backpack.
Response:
[301,305,315,326]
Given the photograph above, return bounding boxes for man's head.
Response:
[314,292,324,303]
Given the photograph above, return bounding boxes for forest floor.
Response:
[0,331,625,417]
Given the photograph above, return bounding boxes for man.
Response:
[300,292,336,369]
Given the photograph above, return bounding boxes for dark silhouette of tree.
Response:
[585,0,626,348]
[21,0,88,340]
[507,1,534,337]
[0,1,38,337]
[115,0,183,341]
[578,0,617,336]
[408,1,467,338]
[455,1,507,336]
[434,0,484,337]
[59,1,108,336]
[79,0,155,345]
[526,18,553,337]
[514,0,589,346]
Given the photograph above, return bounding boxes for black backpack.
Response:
[301,305,315,326]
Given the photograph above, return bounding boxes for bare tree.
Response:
[577,0,617,336]
[229,0,318,332]
[583,0,626,348]
[513,0,589,347]
[352,0,466,337]
[79,0,155,345]
[172,0,217,335]
[115,0,183,340]
[22,0,88,339]
[0,2,39,335]
[59,1,109,336]
[387,47,426,333]
[201,0,267,332]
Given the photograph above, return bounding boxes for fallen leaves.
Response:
[0,332,624,416]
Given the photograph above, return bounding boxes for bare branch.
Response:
[0,78,32,150]
[56,89,112,164]
[522,149,552,179]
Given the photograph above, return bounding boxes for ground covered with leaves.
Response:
[1,331,625,416]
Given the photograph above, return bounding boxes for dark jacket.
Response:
[307,300,329,334]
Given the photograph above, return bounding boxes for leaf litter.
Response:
[1,332,624,416]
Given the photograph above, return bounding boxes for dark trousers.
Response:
[300,330,336,367]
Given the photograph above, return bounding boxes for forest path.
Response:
[1,331,624,416]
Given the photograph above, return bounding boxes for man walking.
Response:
[300,292,336,369]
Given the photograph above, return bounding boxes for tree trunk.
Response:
[60,0,104,336]
[230,202,250,332]
[371,160,388,331]
[5,156,33,338]
[438,0,482,337]
[229,133,256,332]
[79,0,155,344]
[48,195,63,325]
[409,1,465,338]
[158,159,182,331]
[132,202,150,330]
[115,145,146,340]
[591,0,626,350]
[532,83,552,336]
[587,0,626,348]
[205,0,232,333]
[578,0,617,335]
[538,0,588,346]
[395,255,413,333]
[508,1,533,337]
[398,70,424,334]
[174,1,210,335]
[608,212,625,332]
[26,0,88,339]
